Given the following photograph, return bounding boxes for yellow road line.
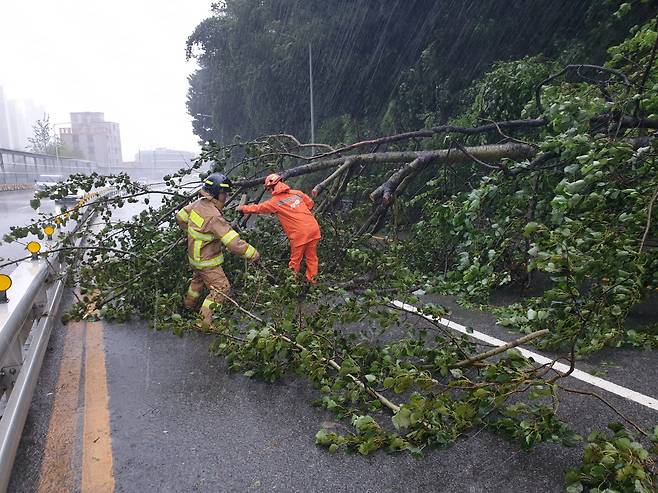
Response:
[81,321,115,493]
[37,321,84,493]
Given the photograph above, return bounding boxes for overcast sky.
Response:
[0,0,213,161]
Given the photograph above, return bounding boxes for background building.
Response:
[0,87,10,148]
[0,85,46,150]
[59,112,122,164]
[135,147,196,171]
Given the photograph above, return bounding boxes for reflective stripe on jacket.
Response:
[240,182,321,246]
[176,197,257,269]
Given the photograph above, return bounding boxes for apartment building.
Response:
[59,112,122,164]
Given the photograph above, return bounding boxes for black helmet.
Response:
[202,173,232,198]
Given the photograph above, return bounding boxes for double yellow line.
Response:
[37,321,114,492]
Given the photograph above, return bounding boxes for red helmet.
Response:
[264,173,282,189]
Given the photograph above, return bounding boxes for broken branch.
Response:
[236,143,536,189]
[535,64,631,114]
[452,329,549,368]
[312,157,358,197]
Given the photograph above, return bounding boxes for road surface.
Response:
[2,190,656,492]
[8,292,657,493]
[0,190,70,274]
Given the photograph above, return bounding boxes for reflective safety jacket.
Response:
[240,182,321,247]
[176,197,257,269]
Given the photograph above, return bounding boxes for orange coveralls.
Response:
[176,196,258,323]
[241,182,321,282]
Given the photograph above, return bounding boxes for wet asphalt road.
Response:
[9,291,658,493]
[0,190,72,274]
[100,314,658,493]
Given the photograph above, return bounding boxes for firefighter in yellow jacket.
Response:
[175,173,259,325]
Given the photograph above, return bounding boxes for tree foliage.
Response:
[27,115,60,155]
[186,0,656,144]
[26,115,81,158]
[566,424,657,493]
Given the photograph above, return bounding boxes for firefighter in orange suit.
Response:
[176,173,259,324]
[238,173,320,283]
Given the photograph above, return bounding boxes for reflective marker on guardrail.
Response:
[0,276,10,304]
[26,242,41,261]
[43,225,55,241]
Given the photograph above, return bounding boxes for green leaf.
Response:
[566,482,583,493]
[352,415,377,432]
[392,407,412,430]
[357,439,380,455]
[454,402,475,421]
[295,330,311,345]
[523,222,540,235]
[339,358,360,376]
[565,180,586,194]
[315,429,332,445]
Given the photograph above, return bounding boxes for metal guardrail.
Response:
[0,261,62,492]
[0,147,96,185]
[0,187,114,491]
[0,147,191,184]
[0,184,33,192]
[0,263,50,369]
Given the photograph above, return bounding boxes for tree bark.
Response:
[370,154,436,204]
[235,143,537,189]
[589,115,658,130]
[307,118,547,161]
[312,157,357,197]
[452,329,549,368]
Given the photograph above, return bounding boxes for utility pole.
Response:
[308,42,315,154]
[52,121,71,172]
[54,128,60,169]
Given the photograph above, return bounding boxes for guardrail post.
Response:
[0,326,28,400]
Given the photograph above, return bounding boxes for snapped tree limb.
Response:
[452,329,549,368]
[370,154,437,204]
[235,142,537,189]
[589,115,658,130]
[312,157,358,197]
[307,118,548,161]
[535,64,631,114]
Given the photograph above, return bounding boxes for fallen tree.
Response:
[0,17,657,491]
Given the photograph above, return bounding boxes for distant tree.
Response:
[58,144,85,159]
[186,0,658,146]
[27,115,61,155]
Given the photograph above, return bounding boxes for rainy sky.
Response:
[0,0,212,161]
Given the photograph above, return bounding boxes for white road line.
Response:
[391,300,658,412]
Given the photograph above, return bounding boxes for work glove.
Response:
[250,249,261,262]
